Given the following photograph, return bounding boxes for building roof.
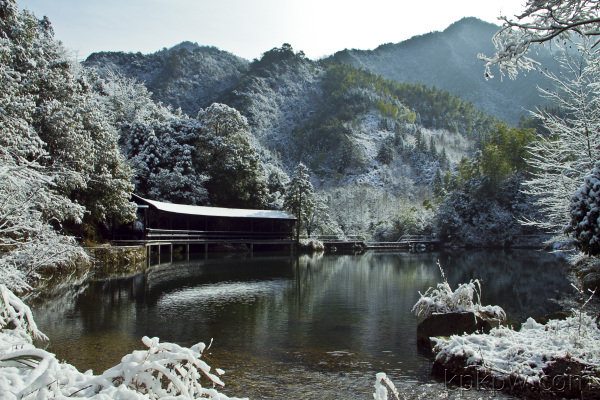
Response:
[133,195,296,220]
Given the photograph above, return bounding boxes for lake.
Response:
[31,249,573,399]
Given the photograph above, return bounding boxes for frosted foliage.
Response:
[522,41,600,237]
[0,150,86,292]
[328,185,434,239]
[0,285,245,399]
[100,70,175,127]
[480,0,600,79]
[126,118,209,205]
[263,163,289,210]
[0,0,136,225]
[411,263,506,321]
[197,103,248,137]
[373,372,401,400]
[0,285,47,341]
[567,161,600,255]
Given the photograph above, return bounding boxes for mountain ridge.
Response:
[84,17,555,124]
[327,17,556,124]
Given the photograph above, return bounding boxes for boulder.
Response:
[417,311,501,346]
[535,311,571,325]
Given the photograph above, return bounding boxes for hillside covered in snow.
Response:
[83,20,545,243]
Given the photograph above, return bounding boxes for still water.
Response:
[31,250,573,399]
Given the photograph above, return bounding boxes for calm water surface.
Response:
[31,250,572,399]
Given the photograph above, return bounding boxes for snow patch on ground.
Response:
[432,313,600,386]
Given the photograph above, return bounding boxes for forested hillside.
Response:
[328,17,558,124]
[84,18,557,126]
[82,21,545,244]
[85,42,249,115]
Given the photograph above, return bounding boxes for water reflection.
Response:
[31,250,571,399]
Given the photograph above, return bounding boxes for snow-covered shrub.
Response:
[435,173,537,247]
[566,161,600,255]
[372,220,396,242]
[0,284,243,399]
[0,149,88,292]
[297,238,325,253]
[411,263,506,321]
[99,336,232,399]
[0,285,47,341]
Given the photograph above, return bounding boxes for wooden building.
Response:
[112,195,296,250]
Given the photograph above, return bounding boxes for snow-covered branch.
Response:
[0,284,245,399]
[520,40,600,238]
[480,0,600,79]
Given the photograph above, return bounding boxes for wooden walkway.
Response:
[307,235,439,251]
[366,235,439,250]
[113,228,295,261]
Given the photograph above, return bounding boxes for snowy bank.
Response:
[431,313,600,398]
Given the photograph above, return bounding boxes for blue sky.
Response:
[18,0,526,61]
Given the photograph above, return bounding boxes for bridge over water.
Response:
[306,235,440,252]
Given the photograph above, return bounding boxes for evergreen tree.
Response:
[284,163,315,241]
[125,118,209,205]
[566,162,600,256]
[0,0,136,242]
[195,103,269,208]
[376,141,395,165]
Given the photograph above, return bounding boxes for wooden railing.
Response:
[113,229,294,244]
[299,234,364,242]
[396,234,439,244]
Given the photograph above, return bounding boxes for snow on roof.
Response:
[134,195,295,220]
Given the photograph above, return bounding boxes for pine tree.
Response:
[566,162,600,256]
[195,103,269,208]
[284,163,315,241]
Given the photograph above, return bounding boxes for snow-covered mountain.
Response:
[85,41,249,116]
[85,18,555,126]
[82,18,545,241]
[83,37,491,193]
[328,17,557,124]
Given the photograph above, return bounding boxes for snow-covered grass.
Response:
[0,284,245,399]
[431,313,600,389]
[411,262,506,321]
